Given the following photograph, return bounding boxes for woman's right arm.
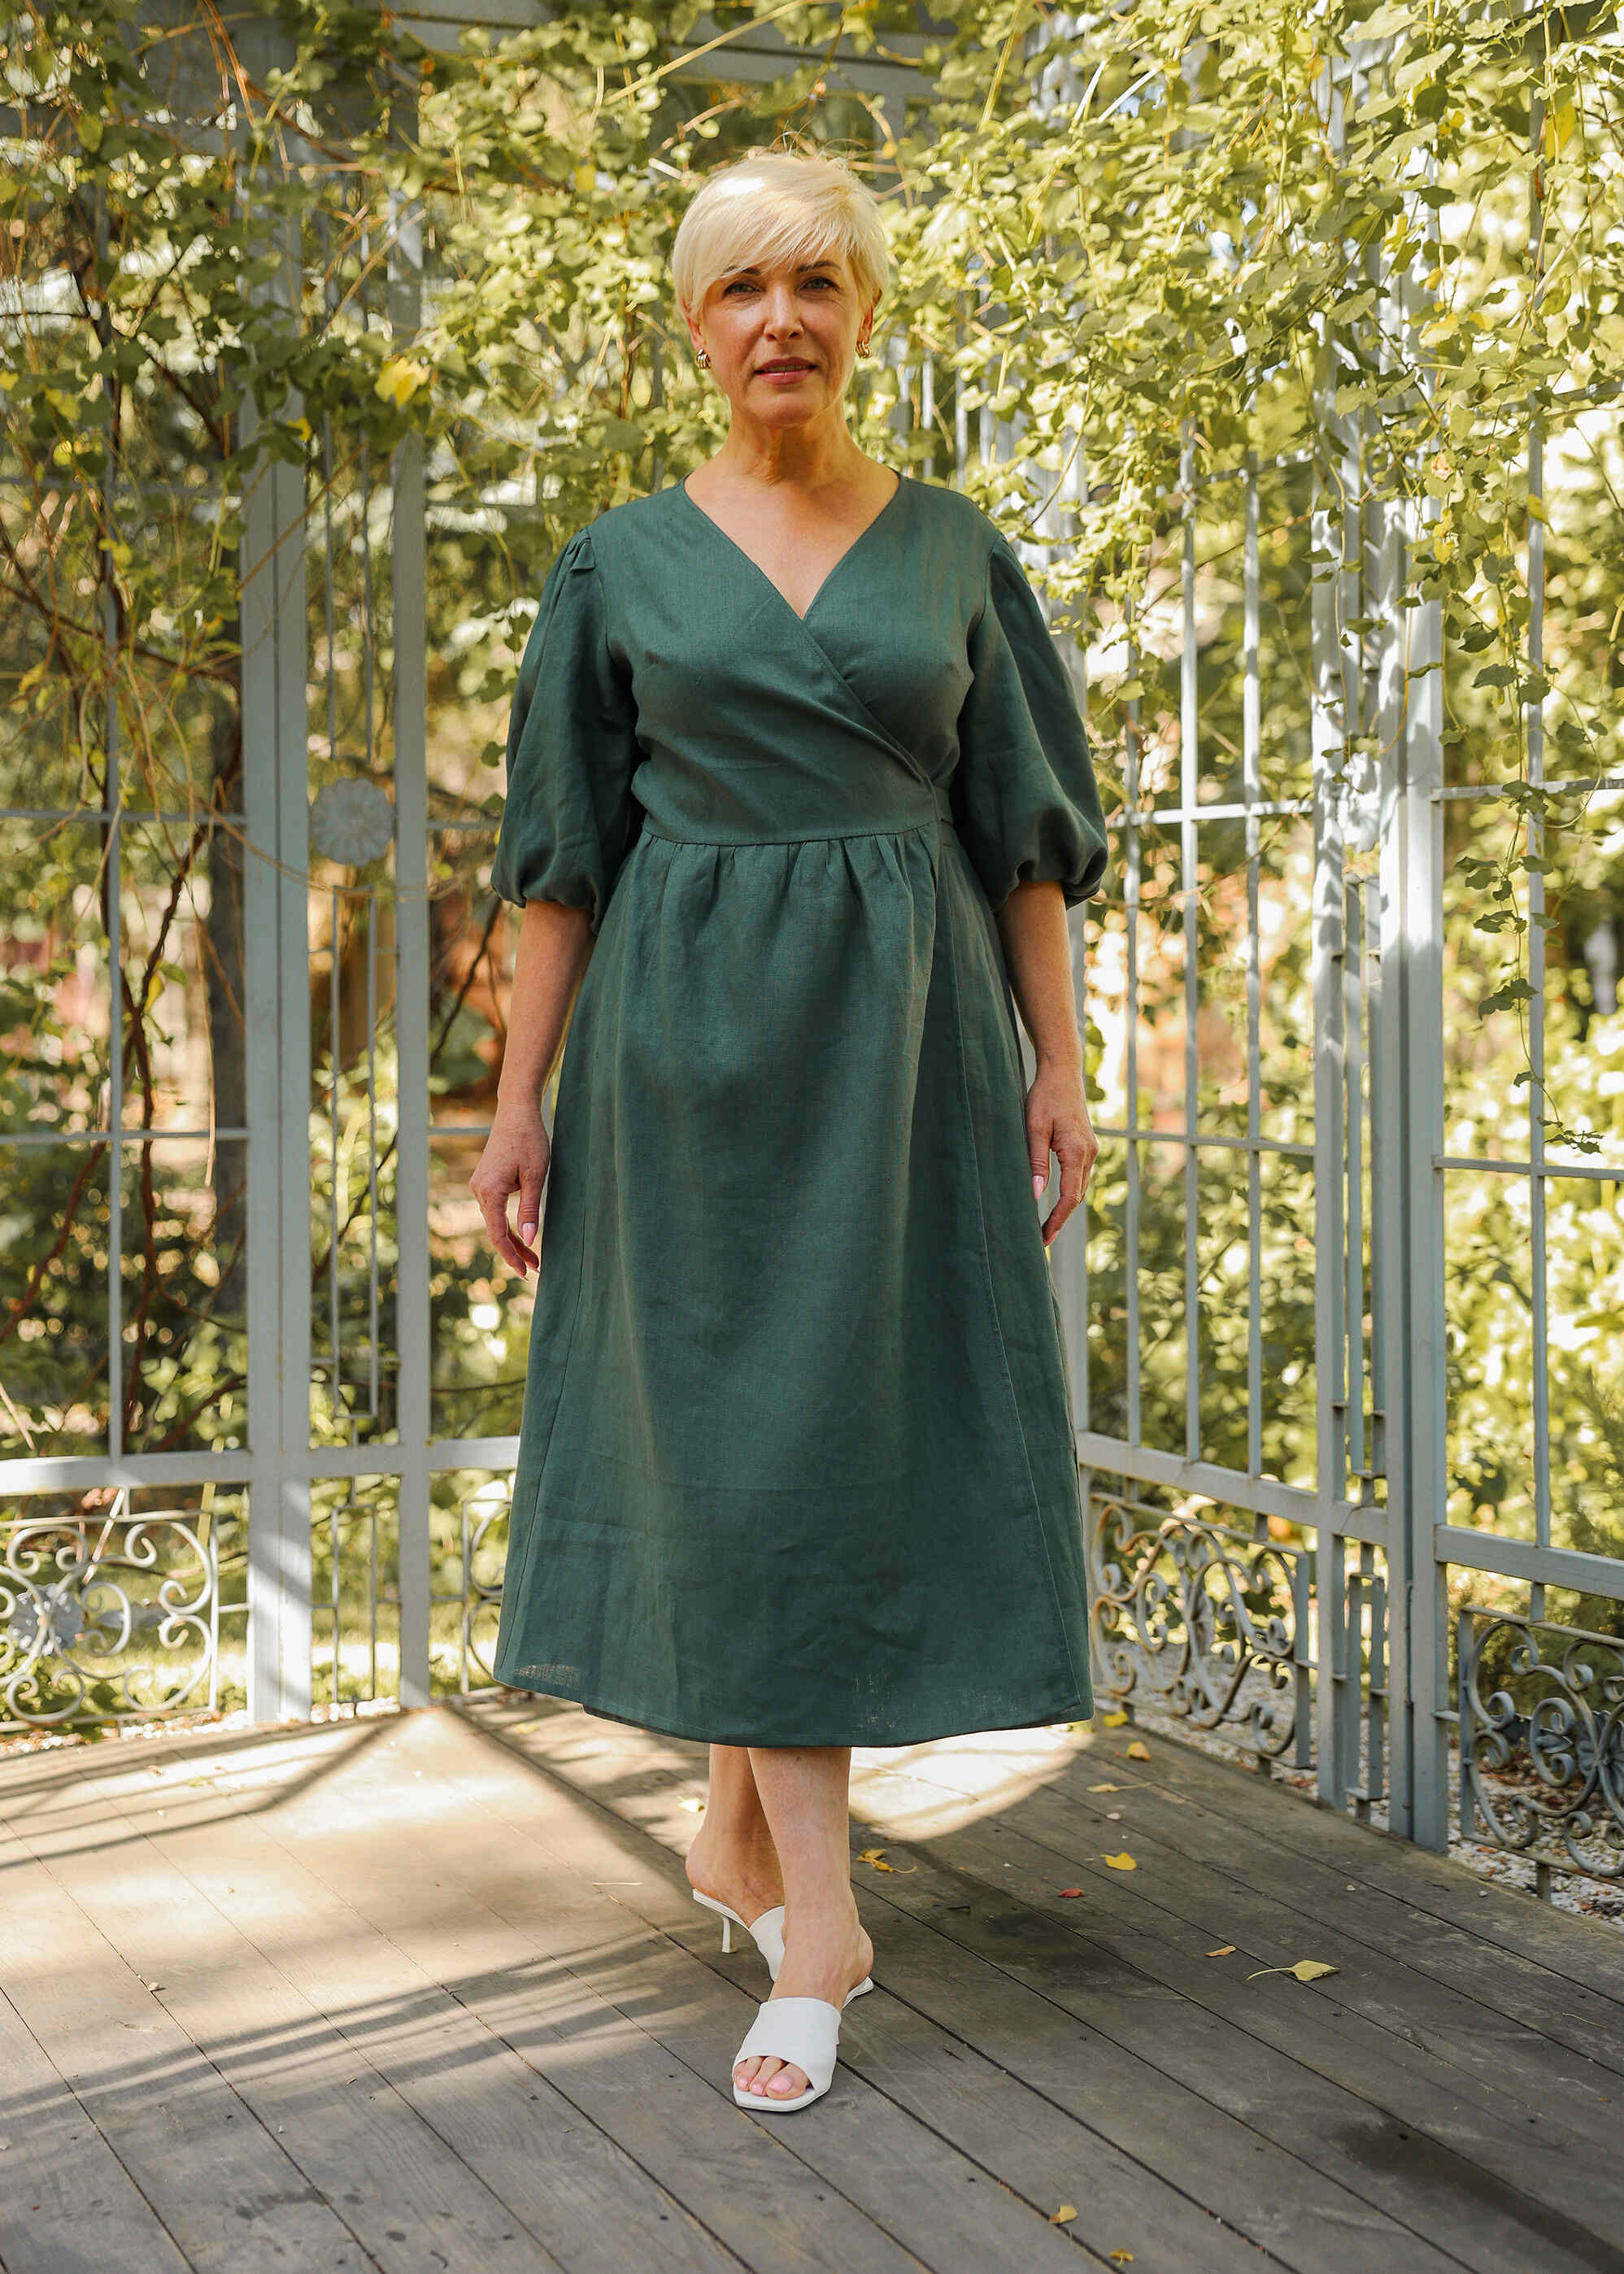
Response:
[469,897,595,1277]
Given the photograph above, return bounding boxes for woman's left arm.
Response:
[995,878,1099,1248]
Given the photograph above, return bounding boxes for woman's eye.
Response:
[722,277,835,294]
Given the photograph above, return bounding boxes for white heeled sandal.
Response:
[691,1888,873,2000]
[731,1994,851,2113]
[691,1888,787,1975]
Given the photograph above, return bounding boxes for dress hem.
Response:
[488,1666,1095,1749]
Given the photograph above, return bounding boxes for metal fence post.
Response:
[390,179,433,1711]
[237,23,312,1720]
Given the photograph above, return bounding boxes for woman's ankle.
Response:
[685,1819,785,1905]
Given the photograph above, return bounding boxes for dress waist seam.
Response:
[640,812,956,852]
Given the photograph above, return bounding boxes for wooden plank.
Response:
[262,1706,1116,2274]
[101,1759,751,2274]
[502,1702,1624,2274]
[0,1823,376,2274]
[1087,1724,1624,2006]
[543,1704,1624,2261]
[0,1985,194,2274]
[863,1787,1624,2274]
[859,1734,1624,2153]
[1043,1733,1624,2089]
[0,1734,574,2274]
[467,1701,1485,2274]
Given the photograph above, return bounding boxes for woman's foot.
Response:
[733,1903,873,2102]
[684,1818,786,1934]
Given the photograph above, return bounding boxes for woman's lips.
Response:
[758,363,813,379]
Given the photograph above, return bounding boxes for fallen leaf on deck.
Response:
[1099,1710,1130,1727]
[1206,1945,1236,1957]
[856,1845,915,1874]
[1059,1887,1086,1898]
[677,1797,705,1813]
[1049,2203,1077,2224]
[1103,1852,1137,1871]
[1247,1958,1339,1984]
[1125,1741,1152,1762]
[1110,2253,1135,2265]
[1089,1782,1123,1793]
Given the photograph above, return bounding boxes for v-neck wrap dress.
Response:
[488,470,1108,1748]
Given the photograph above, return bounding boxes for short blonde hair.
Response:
[671,147,890,329]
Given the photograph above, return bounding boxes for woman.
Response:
[470,146,1108,2115]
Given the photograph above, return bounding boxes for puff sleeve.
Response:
[951,534,1109,913]
[490,529,642,931]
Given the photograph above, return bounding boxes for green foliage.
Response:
[1,1,1621,1607]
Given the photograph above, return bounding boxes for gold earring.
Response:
[696,345,710,368]
[857,336,873,358]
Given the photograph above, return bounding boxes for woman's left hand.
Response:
[1025,1056,1098,1248]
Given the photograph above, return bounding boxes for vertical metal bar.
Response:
[1181,447,1200,1463]
[1400,173,1451,1848]
[329,1493,342,1706]
[1311,389,1351,1806]
[1402,568,1448,1849]
[1527,420,1549,1611]
[390,178,433,1711]
[361,439,376,767]
[1344,884,1366,1491]
[1293,1544,1314,1771]
[1125,621,1143,1447]
[98,184,123,1463]
[275,407,314,1719]
[1244,467,1263,1479]
[367,887,381,1422]
[329,885,342,1431]
[1369,1555,1387,1805]
[1369,117,1430,1840]
[1368,432,1406,1821]
[369,1483,379,1698]
[460,1493,472,1695]
[1456,1605,1474,1841]
[237,126,313,1719]
[1344,1554,1364,1810]
[242,395,281,1721]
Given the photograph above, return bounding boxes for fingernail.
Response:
[1033,1172,1045,1198]
[520,1222,535,1243]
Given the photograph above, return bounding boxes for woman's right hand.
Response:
[470,1104,552,1278]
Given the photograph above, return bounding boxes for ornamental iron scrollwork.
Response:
[1459,1606,1624,1882]
[459,1481,507,1692]
[1086,1484,1309,1758]
[2,1494,218,1731]
[427,1476,510,1697]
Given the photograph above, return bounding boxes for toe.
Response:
[767,2063,807,2097]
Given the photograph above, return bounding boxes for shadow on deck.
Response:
[2,1697,1622,2274]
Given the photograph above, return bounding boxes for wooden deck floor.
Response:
[3,1698,1623,2274]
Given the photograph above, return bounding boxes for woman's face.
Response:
[686,246,872,429]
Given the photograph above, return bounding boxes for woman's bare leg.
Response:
[682,1745,785,1924]
[731,1744,873,2101]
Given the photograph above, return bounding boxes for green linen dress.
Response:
[488,468,1108,1748]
